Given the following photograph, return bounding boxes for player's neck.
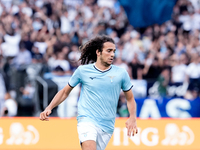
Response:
[94,62,111,71]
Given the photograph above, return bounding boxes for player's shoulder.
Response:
[77,63,94,70]
[111,65,127,73]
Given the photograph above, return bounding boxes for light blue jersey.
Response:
[68,63,133,134]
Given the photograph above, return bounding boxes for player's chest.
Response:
[82,73,121,87]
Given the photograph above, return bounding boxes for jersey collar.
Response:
[93,63,112,73]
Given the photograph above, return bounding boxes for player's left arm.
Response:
[124,89,138,136]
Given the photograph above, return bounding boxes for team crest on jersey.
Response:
[107,76,115,82]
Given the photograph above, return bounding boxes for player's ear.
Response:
[96,49,100,56]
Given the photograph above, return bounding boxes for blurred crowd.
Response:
[0,0,200,117]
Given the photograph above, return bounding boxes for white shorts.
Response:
[77,122,112,150]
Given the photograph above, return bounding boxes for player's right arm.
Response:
[40,84,73,121]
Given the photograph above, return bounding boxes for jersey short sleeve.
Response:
[68,66,81,87]
[121,69,133,92]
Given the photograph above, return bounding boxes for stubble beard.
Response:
[100,56,111,67]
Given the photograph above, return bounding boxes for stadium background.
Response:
[0,0,200,149]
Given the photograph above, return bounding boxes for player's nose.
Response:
[111,51,115,57]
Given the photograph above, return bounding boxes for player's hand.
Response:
[40,109,51,121]
[125,117,138,137]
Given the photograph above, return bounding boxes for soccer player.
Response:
[40,35,138,150]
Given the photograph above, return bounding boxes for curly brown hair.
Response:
[79,35,115,64]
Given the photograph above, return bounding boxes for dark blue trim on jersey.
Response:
[93,65,112,73]
[123,85,133,92]
[68,82,74,88]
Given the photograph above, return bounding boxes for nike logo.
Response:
[90,77,96,80]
